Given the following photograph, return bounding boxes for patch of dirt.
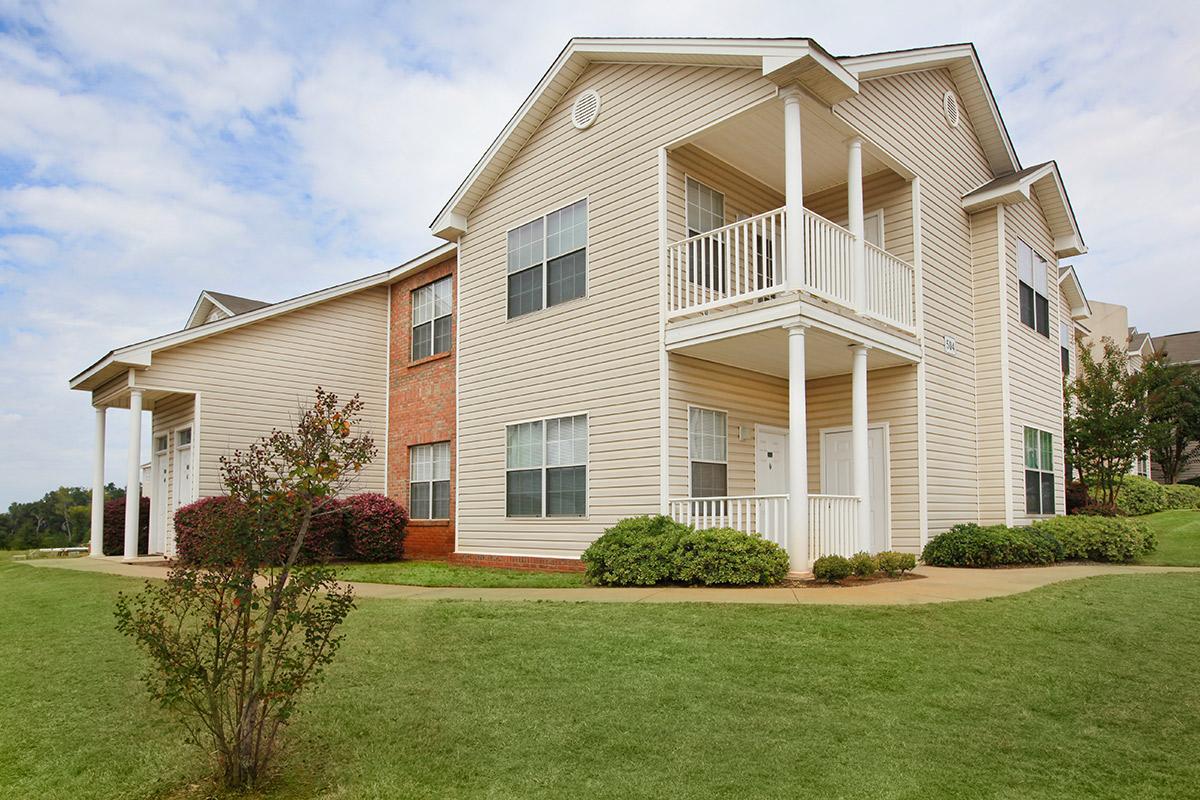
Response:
[788,572,926,589]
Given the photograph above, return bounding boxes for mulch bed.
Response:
[787,572,926,589]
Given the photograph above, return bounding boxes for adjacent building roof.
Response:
[70,243,456,392]
[961,161,1086,257]
[185,290,271,329]
[1152,331,1200,364]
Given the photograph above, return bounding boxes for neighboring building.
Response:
[1150,330,1200,484]
[73,37,1094,572]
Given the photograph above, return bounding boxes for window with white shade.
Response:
[1018,240,1050,337]
[412,276,452,360]
[506,199,587,319]
[505,414,588,517]
[409,442,450,519]
[689,407,728,498]
[685,177,726,291]
[1024,427,1055,515]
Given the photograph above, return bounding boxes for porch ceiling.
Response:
[685,96,891,197]
[674,325,913,380]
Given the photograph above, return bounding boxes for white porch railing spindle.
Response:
[667,495,788,548]
[807,494,861,562]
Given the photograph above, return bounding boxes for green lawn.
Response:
[3,559,1200,799]
[335,559,585,588]
[1137,510,1200,566]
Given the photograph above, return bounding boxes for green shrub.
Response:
[921,523,1062,567]
[1031,515,1156,563]
[849,551,878,577]
[876,551,917,577]
[1110,475,1167,516]
[812,554,852,583]
[581,515,690,586]
[1163,483,1200,510]
[674,528,790,586]
[1073,503,1120,517]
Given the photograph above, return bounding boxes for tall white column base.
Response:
[851,345,871,552]
[786,324,809,572]
[91,407,106,557]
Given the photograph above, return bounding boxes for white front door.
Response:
[755,426,789,496]
[173,426,194,515]
[151,435,169,553]
[820,425,890,552]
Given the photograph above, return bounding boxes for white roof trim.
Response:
[1057,264,1092,319]
[963,162,1087,258]
[70,242,456,390]
[185,291,234,329]
[429,37,857,240]
[839,43,1019,178]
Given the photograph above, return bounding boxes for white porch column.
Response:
[851,345,871,551]
[123,389,144,561]
[786,324,809,571]
[847,136,866,311]
[90,406,106,557]
[781,86,805,291]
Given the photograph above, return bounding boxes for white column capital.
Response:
[784,321,809,334]
[845,134,864,150]
[849,342,870,354]
[777,84,805,104]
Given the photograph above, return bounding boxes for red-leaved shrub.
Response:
[174,496,249,565]
[344,493,408,562]
[102,496,150,556]
[305,498,350,561]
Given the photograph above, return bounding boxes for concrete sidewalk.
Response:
[21,556,1200,606]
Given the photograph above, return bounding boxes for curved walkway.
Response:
[21,556,1200,606]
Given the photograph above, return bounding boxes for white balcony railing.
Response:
[667,494,788,548]
[808,494,861,561]
[666,206,917,334]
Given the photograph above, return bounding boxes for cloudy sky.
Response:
[1,0,1198,507]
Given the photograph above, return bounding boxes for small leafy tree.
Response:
[115,389,376,789]
[1065,336,1148,505]
[1140,354,1200,484]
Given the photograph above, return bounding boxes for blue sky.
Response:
[1,0,1198,507]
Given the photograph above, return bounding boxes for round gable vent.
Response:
[943,90,961,128]
[571,89,602,130]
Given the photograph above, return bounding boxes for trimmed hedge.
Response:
[921,523,1062,567]
[1111,475,1167,516]
[581,515,789,587]
[812,554,852,583]
[1163,483,1200,511]
[343,493,408,562]
[849,551,878,577]
[877,551,917,577]
[174,496,249,565]
[1031,516,1156,563]
[102,496,150,556]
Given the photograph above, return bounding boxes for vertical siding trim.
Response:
[384,283,392,498]
[997,204,1014,525]
[454,237,463,555]
[912,177,929,546]
[657,147,671,513]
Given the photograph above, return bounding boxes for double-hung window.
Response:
[1060,322,1072,375]
[689,407,728,497]
[410,442,450,519]
[686,177,727,291]
[1024,427,1056,515]
[506,199,587,319]
[1018,240,1051,337]
[505,414,588,517]
[412,276,453,360]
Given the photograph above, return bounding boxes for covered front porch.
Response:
[665,322,920,571]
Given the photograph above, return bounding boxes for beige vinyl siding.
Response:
[1004,196,1066,523]
[971,206,1009,524]
[456,61,779,558]
[804,169,913,265]
[132,287,390,500]
[670,355,921,552]
[150,393,195,549]
[667,144,784,242]
[835,68,995,533]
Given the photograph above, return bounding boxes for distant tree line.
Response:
[0,484,126,550]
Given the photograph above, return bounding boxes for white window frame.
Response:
[687,404,729,498]
[409,441,451,520]
[685,176,726,237]
[411,275,453,361]
[505,197,589,320]
[1018,239,1052,337]
[504,412,589,518]
[1024,426,1056,516]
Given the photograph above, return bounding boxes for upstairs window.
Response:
[1018,240,1050,337]
[506,199,588,319]
[505,414,588,517]
[686,177,727,291]
[412,276,453,360]
[689,407,728,498]
[1060,322,1072,375]
[410,442,450,519]
[1024,427,1055,515]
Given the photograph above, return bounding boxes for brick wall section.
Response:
[449,552,586,573]
[388,255,457,558]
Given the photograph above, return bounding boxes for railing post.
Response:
[851,345,871,552]
[847,136,866,312]
[786,324,809,571]
[781,86,804,292]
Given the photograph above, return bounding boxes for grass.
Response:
[335,559,585,588]
[1136,509,1200,565]
[4,553,1200,799]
